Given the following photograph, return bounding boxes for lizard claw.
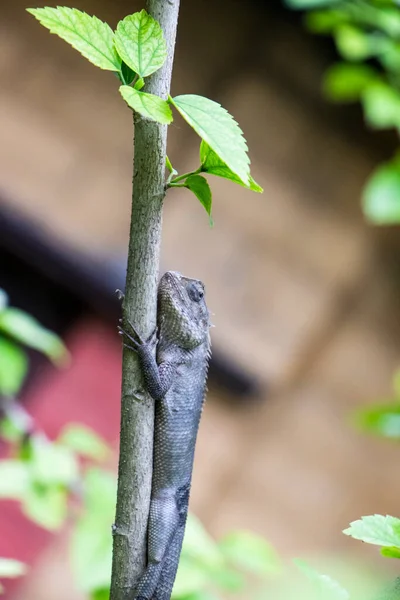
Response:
[126,318,145,344]
[118,321,142,351]
[118,320,158,355]
[118,332,139,352]
[118,318,144,341]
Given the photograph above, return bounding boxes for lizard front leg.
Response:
[118,320,176,402]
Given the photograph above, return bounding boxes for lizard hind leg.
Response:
[134,489,180,599]
[151,482,191,600]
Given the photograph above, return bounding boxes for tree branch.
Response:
[110,1,180,598]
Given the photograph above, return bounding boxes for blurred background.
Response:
[2,0,400,597]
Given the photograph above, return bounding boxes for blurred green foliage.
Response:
[0,425,109,532]
[172,518,280,599]
[352,369,400,438]
[4,2,400,595]
[293,559,349,600]
[1,291,400,600]
[0,288,68,398]
[0,293,360,600]
[0,292,78,533]
[0,292,70,592]
[285,0,400,226]
[71,468,116,595]
[0,290,286,600]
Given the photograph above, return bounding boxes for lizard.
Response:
[119,270,211,600]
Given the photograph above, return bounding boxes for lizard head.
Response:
[158,271,210,350]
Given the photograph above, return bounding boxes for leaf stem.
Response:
[168,165,202,185]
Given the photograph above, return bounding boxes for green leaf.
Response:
[120,61,136,85]
[323,63,376,103]
[0,289,8,312]
[18,435,35,462]
[0,460,29,499]
[29,436,79,486]
[71,469,116,591]
[0,416,25,443]
[335,25,378,61]
[183,175,213,221]
[372,7,400,38]
[219,530,280,576]
[114,10,167,78]
[200,141,262,192]
[353,403,400,438]
[174,515,232,596]
[285,0,341,8]
[134,77,145,91]
[343,515,400,547]
[381,546,400,559]
[182,514,224,569]
[120,86,173,124]
[0,308,68,365]
[294,559,349,600]
[58,424,110,460]
[173,592,219,600]
[23,484,68,531]
[170,95,250,186]
[0,558,27,578]
[212,567,244,592]
[363,161,400,224]
[0,337,28,396]
[84,468,117,516]
[91,589,110,600]
[1,403,31,442]
[173,558,212,598]
[305,9,348,34]
[26,7,121,71]
[362,83,400,130]
[380,41,400,72]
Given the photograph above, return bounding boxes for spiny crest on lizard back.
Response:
[157,271,210,349]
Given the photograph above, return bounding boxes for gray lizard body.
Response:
[120,271,211,600]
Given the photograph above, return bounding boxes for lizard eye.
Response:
[187,282,204,302]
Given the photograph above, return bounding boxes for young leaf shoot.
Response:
[114,10,167,78]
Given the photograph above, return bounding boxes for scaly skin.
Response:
[120,271,211,600]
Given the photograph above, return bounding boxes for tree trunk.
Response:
[110,2,180,598]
